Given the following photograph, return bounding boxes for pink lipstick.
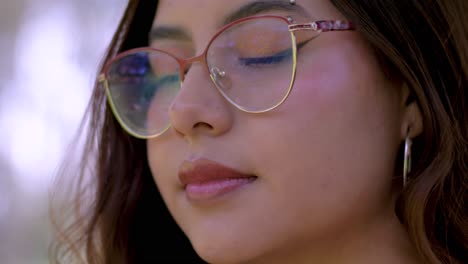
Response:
[178,158,256,202]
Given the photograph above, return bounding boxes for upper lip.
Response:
[178,158,255,187]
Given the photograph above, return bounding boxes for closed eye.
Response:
[238,39,311,66]
[238,48,292,66]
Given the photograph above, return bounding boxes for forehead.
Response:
[153,0,344,31]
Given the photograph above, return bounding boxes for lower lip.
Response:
[185,177,256,202]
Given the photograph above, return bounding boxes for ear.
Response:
[400,83,423,139]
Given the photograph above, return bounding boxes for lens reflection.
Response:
[106,51,181,137]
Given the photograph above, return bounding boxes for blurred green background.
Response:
[0,0,127,263]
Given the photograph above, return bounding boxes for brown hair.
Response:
[51,0,467,263]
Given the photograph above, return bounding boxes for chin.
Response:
[187,229,265,264]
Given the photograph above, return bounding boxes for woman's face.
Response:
[147,0,407,262]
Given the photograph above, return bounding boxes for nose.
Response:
[168,63,233,140]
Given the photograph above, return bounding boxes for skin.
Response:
[146,0,424,263]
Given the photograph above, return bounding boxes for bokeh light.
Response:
[0,1,126,263]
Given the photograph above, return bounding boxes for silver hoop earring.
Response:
[403,131,413,187]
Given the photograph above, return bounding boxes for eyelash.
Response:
[238,39,311,67]
[239,49,292,66]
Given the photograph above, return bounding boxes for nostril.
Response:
[193,122,213,130]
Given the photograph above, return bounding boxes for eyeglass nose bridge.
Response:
[175,52,228,92]
[176,52,210,82]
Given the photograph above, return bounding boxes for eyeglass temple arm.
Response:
[289,20,355,32]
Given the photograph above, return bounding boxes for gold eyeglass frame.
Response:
[98,15,354,139]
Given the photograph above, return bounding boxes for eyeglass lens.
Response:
[105,17,295,138]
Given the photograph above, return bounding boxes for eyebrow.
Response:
[222,0,308,26]
[149,0,308,42]
[150,26,191,42]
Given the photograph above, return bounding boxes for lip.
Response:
[178,158,257,202]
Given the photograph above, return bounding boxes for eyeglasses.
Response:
[99,15,354,139]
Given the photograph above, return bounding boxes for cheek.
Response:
[147,138,186,206]
[289,35,401,155]
[247,39,401,222]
